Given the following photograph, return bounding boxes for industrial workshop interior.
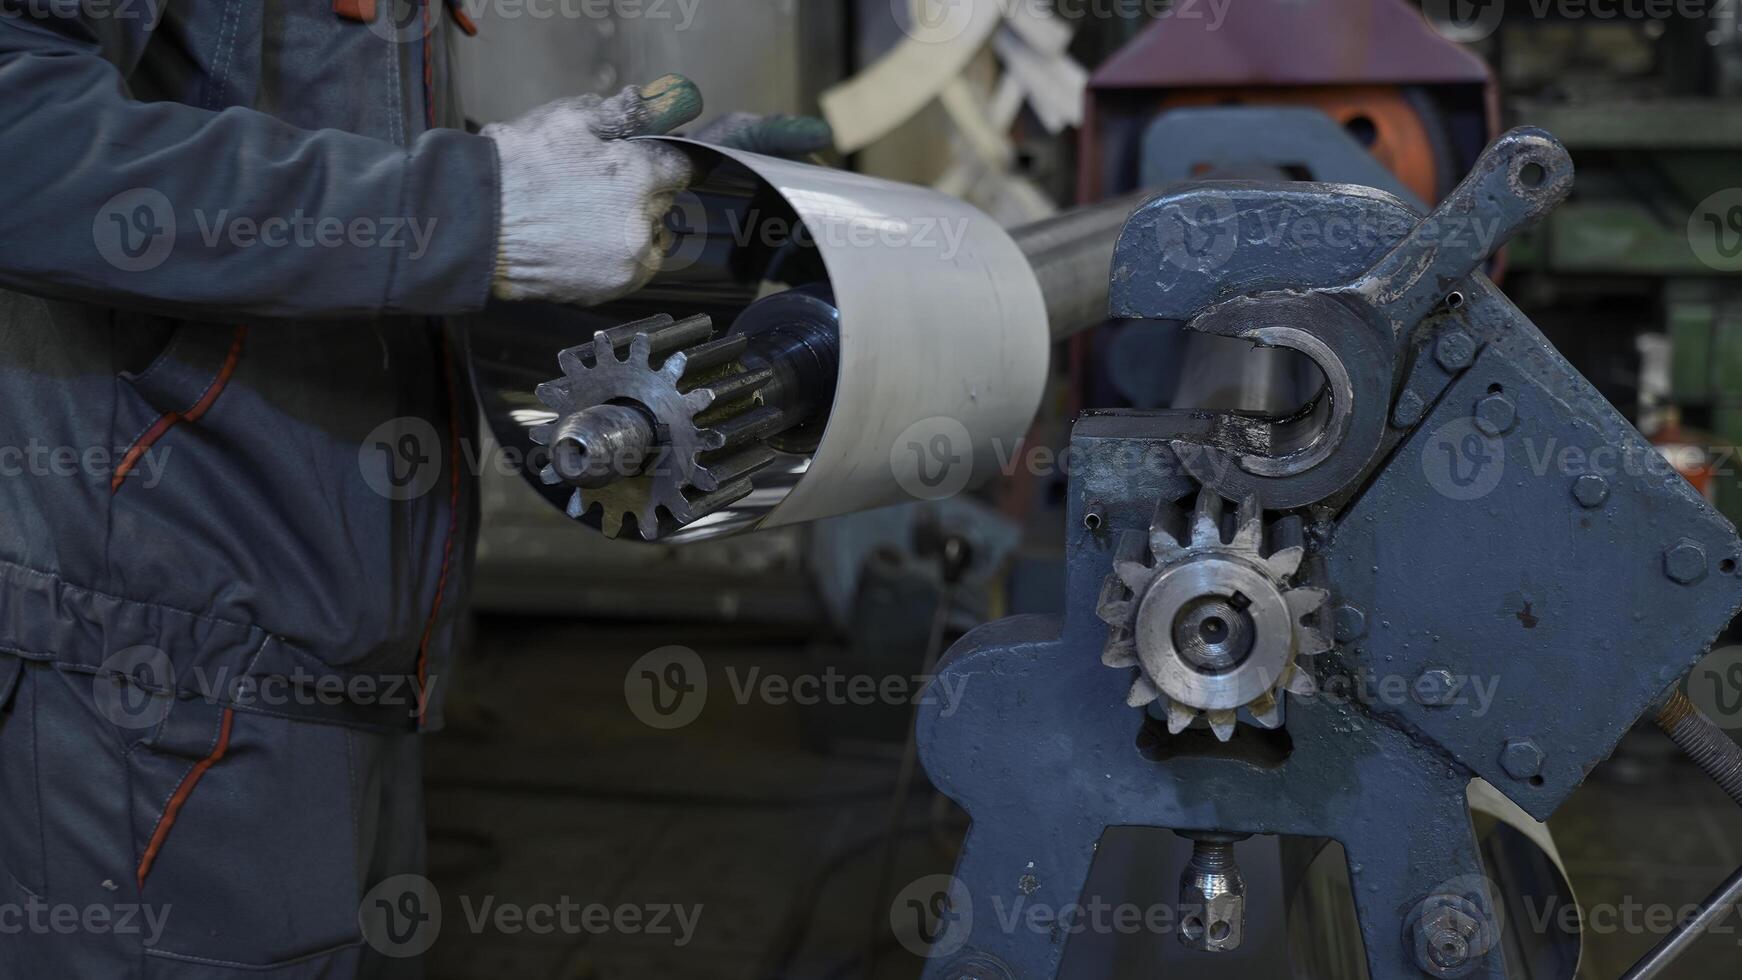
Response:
[13,0,1742,978]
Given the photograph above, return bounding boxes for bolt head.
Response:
[1572,474,1609,508]
[1473,394,1516,436]
[1436,331,1476,372]
[1393,389,1427,427]
[1665,539,1708,584]
[1501,738,1545,780]
[1413,669,1458,707]
[1411,899,1487,979]
[1333,604,1368,642]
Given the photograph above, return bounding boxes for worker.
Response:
[0,3,828,976]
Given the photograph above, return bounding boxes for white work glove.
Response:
[484,74,703,306]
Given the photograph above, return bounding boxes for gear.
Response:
[529,313,782,540]
[1096,488,1331,741]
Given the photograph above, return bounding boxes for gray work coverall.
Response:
[0,1,499,974]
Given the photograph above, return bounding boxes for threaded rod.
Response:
[1657,689,1742,808]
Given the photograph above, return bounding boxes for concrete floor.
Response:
[422,616,1742,980]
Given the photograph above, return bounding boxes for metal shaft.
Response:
[1619,863,1742,980]
[1011,191,1152,343]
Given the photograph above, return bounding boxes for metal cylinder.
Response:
[1011,191,1149,343]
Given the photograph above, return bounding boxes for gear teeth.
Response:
[538,464,561,486]
[701,405,787,451]
[1148,497,1191,564]
[693,446,777,493]
[1206,710,1237,742]
[1297,626,1333,658]
[1096,575,1134,628]
[1249,694,1283,729]
[1190,489,1225,549]
[1111,531,1152,593]
[1284,667,1318,697]
[1102,631,1138,668]
[1264,515,1306,580]
[1230,494,1263,554]
[1165,701,1197,735]
[1286,587,1330,622]
[1126,675,1161,708]
[673,335,749,381]
[534,381,571,413]
[628,332,654,365]
[528,423,555,448]
[695,368,775,412]
[643,314,714,360]
[680,479,756,522]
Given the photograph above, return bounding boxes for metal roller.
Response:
[469,140,1139,541]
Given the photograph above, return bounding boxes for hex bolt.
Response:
[1436,331,1476,372]
[1664,539,1708,585]
[1500,738,1544,781]
[1177,833,1248,953]
[1413,669,1458,707]
[1409,895,1487,979]
[1572,474,1609,508]
[1393,390,1427,428]
[1473,394,1516,436]
[1333,604,1368,643]
[1657,689,1742,808]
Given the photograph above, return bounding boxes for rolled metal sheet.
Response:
[464,139,1051,540]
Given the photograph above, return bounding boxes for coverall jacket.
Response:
[0,0,498,975]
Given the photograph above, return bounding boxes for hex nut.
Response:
[1572,474,1609,508]
[1393,390,1427,427]
[1665,539,1708,585]
[1410,896,1488,979]
[1501,738,1544,781]
[1436,331,1476,372]
[1178,879,1244,953]
[1473,394,1516,437]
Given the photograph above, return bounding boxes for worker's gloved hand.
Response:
[485,74,703,306]
[689,112,835,159]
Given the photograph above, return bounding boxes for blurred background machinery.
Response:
[430,2,1742,978]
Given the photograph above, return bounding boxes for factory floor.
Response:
[423,616,1742,980]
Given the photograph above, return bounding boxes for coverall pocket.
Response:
[0,656,48,898]
[128,704,364,967]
